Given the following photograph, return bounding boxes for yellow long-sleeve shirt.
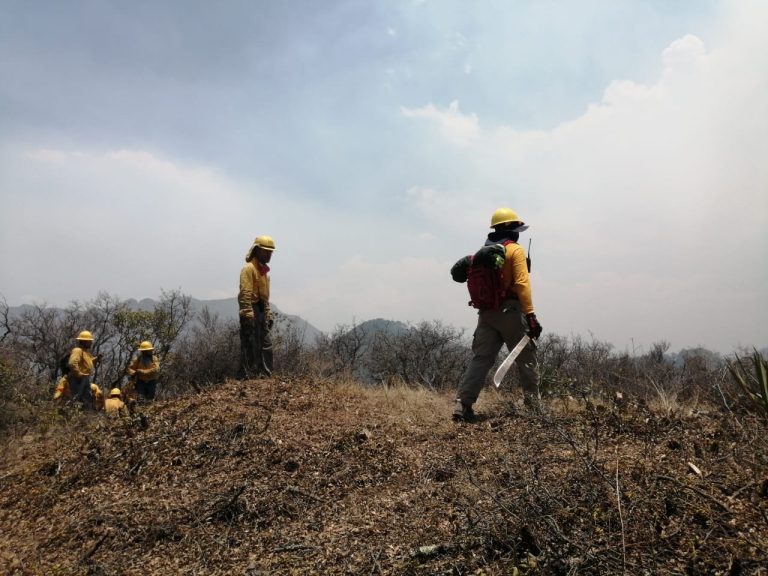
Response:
[127,354,160,382]
[105,397,128,415]
[238,260,270,319]
[501,242,534,315]
[68,347,95,378]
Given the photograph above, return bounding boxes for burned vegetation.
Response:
[1,377,767,575]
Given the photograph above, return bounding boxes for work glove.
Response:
[473,244,506,268]
[450,256,471,283]
[266,309,274,330]
[525,313,542,339]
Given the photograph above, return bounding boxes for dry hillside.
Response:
[1,378,766,575]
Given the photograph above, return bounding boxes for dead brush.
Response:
[727,349,768,417]
[646,375,683,417]
[343,376,450,426]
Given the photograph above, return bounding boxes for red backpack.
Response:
[466,240,514,310]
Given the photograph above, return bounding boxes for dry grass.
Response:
[1,376,767,575]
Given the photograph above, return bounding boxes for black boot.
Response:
[452,400,476,422]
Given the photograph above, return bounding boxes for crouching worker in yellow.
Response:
[104,388,128,416]
[53,376,70,401]
[127,341,160,401]
[67,331,100,410]
[91,383,105,411]
[52,377,103,410]
[238,235,275,379]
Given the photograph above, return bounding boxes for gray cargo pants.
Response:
[69,374,94,410]
[457,299,538,406]
[238,304,273,379]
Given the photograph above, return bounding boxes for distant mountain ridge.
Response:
[5,297,323,346]
[124,297,324,345]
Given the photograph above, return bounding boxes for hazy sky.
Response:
[1,0,766,354]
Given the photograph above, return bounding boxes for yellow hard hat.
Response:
[109,388,122,398]
[254,235,276,251]
[76,330,94,341]
[138,341,154,352]
[490,207,528,231]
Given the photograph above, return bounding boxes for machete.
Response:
[493,334,531,388]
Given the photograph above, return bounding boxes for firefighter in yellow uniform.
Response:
[67,331,100,410]
[127,341,160,401]
[104,388,128,416]
[450,208,543,421]
[53,376,70,401]
[238,235,276,379]
[90,384,105,411]
[52,377,103,409]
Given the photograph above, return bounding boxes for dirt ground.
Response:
[1,378,766,575]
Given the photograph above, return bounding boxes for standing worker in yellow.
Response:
[450,208,543,421]
[238,235,276,379]
[127,341,160,401]
[67,330,100,410]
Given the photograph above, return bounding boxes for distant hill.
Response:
[125,297,324,345]
[668,347,724,370]
[352,318,410,339]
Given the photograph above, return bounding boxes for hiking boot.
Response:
[452,400,475,422]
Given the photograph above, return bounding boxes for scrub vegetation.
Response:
[0,293,766,574]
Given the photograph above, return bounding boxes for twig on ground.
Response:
[286,484,324,503]
[656,475,732,514]
[462,465,521,523]
[615,453,627,574]
[727,480,755,502]
[273,542,315,553]
[80,529,112,563]
[204,483,247,522]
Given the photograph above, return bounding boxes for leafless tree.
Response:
[0,294,11,344]
[162,306,239,394]
[367,320,469,390]
[314,321,368,376]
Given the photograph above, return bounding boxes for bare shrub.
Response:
[533,334,625,399]
[313,321,369,378]
[530,335,729,412]
[158,307,317,395]
[367,320,469,390]
[162,306,240,395]
[272,310,314,377]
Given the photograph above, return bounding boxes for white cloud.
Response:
[0,148,295,306]
[278,255,473,332]
[660,34,707,77]
[400,100,480,146]
[0,146,453,334]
